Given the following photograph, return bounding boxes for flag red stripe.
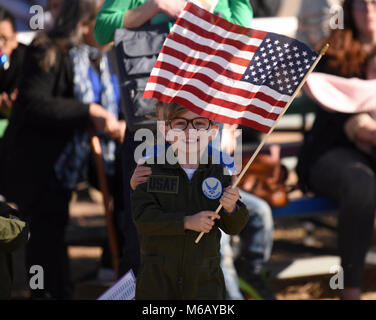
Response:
[145,78,283,120]
[177,17,264,53]
[152,60,288,108]
[169,32,252,67]
[160,46,244,80]
[183,3,268,41]
[146,91,271,133]
[144,79,282,120]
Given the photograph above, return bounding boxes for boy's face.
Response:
[0,20,17,57]
[164,109,219,156]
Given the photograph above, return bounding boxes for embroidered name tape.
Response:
[147,175,179,194]
[202,177,223,200]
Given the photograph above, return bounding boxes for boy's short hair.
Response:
[155,100,217,128]
[0,6,16,32]
[155,101,187,121]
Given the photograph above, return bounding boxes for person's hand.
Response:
[219,186,239,213]
[184,211,220,233]
[154,0,186,19]
[89,103,126,143]
[131,165,152,190]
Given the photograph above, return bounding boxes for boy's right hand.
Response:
[131,165,152,190]
[184,211,220,233]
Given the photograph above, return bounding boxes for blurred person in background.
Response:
[44,0,63,30]
[298,0,376,300]
[0,0,125,299]
[0,6,26,120]
[296,0,344,47]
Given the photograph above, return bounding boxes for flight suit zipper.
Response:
[177,167,195,299]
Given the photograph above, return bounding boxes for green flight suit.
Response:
[0,202,29,299]
[131,154,249,300]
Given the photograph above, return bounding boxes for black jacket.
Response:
[0,36,90,206]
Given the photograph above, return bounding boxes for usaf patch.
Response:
[147,175,179,194]
[202,177,223,200]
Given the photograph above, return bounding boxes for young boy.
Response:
[131,102,249,300]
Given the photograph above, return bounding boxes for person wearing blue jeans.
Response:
[220,191,274,300]
[217,124,275,300]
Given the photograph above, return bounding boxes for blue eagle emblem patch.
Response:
[202,177,223,200]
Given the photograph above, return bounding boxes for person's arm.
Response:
[18,43,90,131]
[214,0,253,27]
[0,203,29,253]
[131,181,187,236]
[132,182,222,235]
[217,199,249,235]
[95,0,136,46]
[94,0,161,46]
[216,176,249,235]
[17,41,125,141]
[95,0,186,45]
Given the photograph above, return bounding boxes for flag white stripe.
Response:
[179,10,264,47]
[164,40,249,74]
[148,68,285,113]
[173,24,258,61]
[146,83,278,127]
[151,54,291,102]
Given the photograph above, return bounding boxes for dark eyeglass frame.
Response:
[167,117,214,131]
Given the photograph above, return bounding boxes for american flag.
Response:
[143,2,319,133]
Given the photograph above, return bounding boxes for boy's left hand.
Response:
[220,186,240,214]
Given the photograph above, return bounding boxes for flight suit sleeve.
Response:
[131,182,186,236]
[218,200,249,235]
[0,203,29,253]
[216,175,249,235]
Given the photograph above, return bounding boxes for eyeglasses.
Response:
[354,0,376,9]
[167,117,213,131]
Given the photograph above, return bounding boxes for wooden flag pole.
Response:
[90,132,120,278]
[195,43,329,244]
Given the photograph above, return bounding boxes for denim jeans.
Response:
[220,191,273,299]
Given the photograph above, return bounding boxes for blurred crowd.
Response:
[0,0,376,301]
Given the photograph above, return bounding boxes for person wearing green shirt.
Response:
[94,0,253,46]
